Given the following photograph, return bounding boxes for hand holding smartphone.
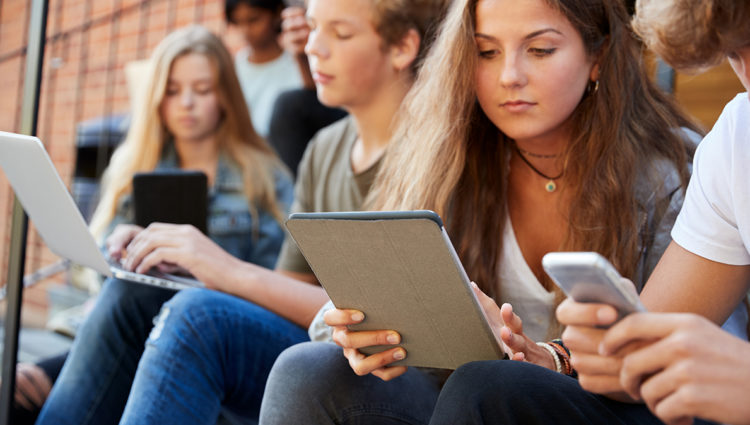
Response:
[542,252,646,321]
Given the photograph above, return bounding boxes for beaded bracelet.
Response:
[536,342,562,374]
[548,341,572,376]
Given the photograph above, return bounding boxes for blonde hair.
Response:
[633,0,750,72]
[90,25,286,239]
[368,0,699,301]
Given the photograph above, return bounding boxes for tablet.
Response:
[133,170,208,234]
[285,210,505,369]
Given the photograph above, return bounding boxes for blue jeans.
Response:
[119,288,309,425]
[429,360,719,425]
[259,342,443,425]
[36,278,177,425]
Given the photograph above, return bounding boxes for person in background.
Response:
[257,0,702,423]
[227,0,303,138]
[34,25,292,425]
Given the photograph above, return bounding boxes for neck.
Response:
[348,74,413,173]
[174,136,220,183]
[247,43,283,64]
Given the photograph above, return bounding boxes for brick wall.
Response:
[0,0,245,325]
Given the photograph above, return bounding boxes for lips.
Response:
[312,70,334,85]
[500,100,536,113]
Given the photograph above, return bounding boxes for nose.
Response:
[499,53,526,88]
[304,29,328,60]
[180,89,194,108]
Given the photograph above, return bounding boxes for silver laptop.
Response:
[0,130,203,291]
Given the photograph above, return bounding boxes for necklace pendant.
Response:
[545,180,557,192]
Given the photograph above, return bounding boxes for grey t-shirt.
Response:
[276,116,380,274]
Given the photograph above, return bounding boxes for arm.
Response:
[122,223,327,328]
[280,6,314,89]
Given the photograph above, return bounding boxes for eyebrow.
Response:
[474,28,564,42]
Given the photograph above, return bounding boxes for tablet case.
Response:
[286,211,504,369]
[133,170,208,234]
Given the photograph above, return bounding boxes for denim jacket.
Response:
[108,144,293,269]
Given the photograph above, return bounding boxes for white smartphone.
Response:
[542,252,646,320]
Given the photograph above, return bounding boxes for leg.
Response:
[259,342,442,425]
[36,278,176,425]
[429,361,719,425]
[120,288,309,425]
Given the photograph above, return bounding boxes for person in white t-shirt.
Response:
[425,1,750,425]
[226,0,303,137]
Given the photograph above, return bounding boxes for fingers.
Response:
[601,313,700,355]
[343,347,407,377]
[556,297,618,327]
[372,365,409,381]
[331,327,401,349]
[124,223,192,271]
[323,308,365,327]
[500,303,523,334]
[14,363,52,410]
[105,224,143,260]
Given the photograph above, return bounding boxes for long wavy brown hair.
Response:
[367,0,701,301]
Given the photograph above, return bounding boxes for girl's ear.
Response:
[590,63,600,82]
[390,28,421,73]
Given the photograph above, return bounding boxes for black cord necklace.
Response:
[513,144,564,192]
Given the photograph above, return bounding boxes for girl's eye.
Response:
[478,49,499,59]
[165,87,179,96]
[529,47,556,57]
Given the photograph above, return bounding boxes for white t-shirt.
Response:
[671,93,750,339]
[234,48,302,138]
[496,216,557,342]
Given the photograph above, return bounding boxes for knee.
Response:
[266,342,346,397]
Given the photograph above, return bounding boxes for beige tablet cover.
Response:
[286,216,505,369]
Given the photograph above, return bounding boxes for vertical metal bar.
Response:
[12,5,33,133]
[33,0,66,277]
[0,1,49,423]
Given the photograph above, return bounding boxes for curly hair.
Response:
[633,0,750,71]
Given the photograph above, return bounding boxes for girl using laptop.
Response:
[257,0,704,422]
[35,25,292,425]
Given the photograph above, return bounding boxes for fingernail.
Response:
[351,312,364,322]
[393,349,405,360]
[470,281,478,288]
[597,307,617,324]
[387,332,400,344]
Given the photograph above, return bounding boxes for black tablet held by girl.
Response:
[133,170,208,234]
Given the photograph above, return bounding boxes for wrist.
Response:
[536,342,562,373]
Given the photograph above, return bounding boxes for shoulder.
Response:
[300,116,356,170]
[695,94,750,171]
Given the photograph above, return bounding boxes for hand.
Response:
[557,297,632,398]
[105,224,144,261]
[470,283,556,369]
[602,313,750,425]
[323,308,408,381]
[122,223,240,291]
[279,6,309,56]
[12,363,52,410]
